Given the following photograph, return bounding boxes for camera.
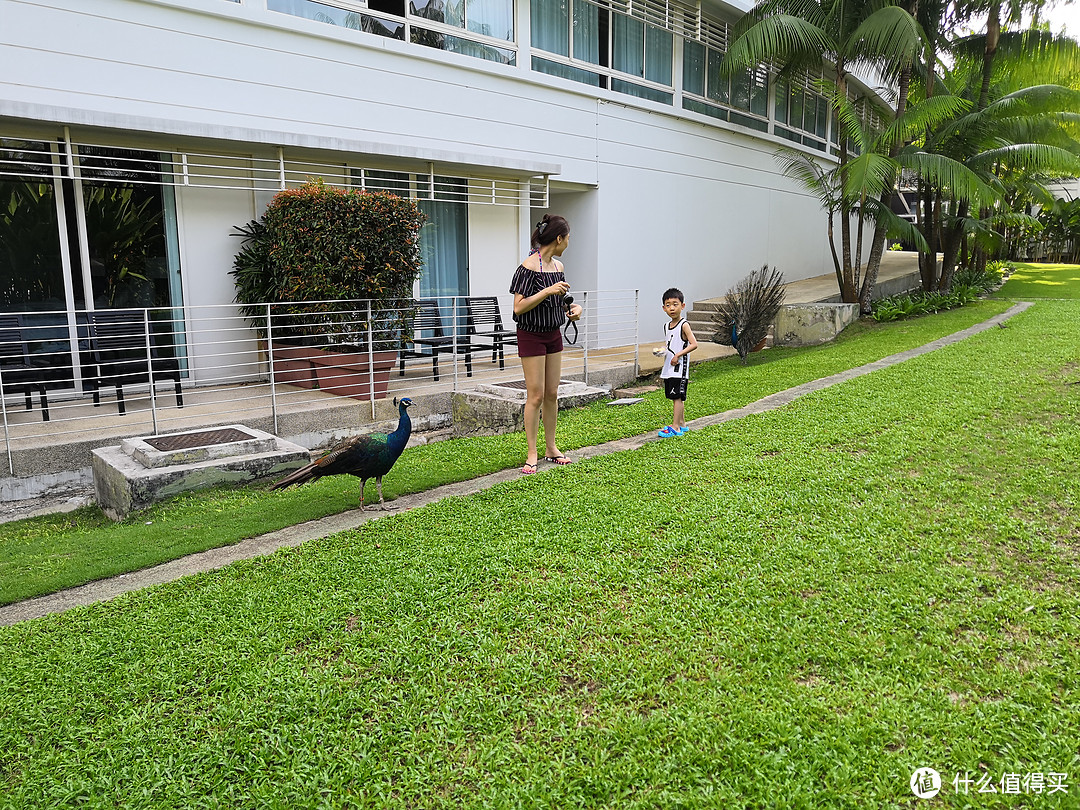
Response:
[563,293,574,314]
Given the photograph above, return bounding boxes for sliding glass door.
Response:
[0,138,185,393]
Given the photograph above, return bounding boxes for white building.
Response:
[1,0,884,376]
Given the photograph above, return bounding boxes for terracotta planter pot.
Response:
[270,342,398,401]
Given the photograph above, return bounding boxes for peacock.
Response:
[711,264,786,363]
[271,397,414,510]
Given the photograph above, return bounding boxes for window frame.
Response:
[529,0,676,102]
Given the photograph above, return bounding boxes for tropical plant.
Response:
[1035,196,1080,262]
[83,185,163,308]
[724,0,923,305]
[869,284,980,321]
[907,3,1080,289]
[231,180,425,352]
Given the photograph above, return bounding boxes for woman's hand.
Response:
[568,303,582,321]
[546,281,570,297]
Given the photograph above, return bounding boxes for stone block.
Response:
[773,303,859,347]
[92,424,310,521]
[451,380,609,437]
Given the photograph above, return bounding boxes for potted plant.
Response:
[231,180,425,400]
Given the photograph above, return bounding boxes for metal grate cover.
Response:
[145,427,254,452]
[490,380,529,390]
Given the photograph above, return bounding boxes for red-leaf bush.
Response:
[231,180,425,352]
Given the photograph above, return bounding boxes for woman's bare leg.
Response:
[521,354,547,466]
[542,351,563,458]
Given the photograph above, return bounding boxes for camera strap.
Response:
[564,318,578,346]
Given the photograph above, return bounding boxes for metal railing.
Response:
[0,291,640,475]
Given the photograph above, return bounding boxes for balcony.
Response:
[0,292,643,494]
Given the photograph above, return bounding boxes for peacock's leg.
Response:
[359,477,369,510]
[376,476,397,510]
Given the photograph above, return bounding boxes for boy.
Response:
[658,288,698,437]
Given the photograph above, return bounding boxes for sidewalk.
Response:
[669,251,924,373]
[0,301,1028,627]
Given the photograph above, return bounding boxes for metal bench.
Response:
[465,296,517,370]
[83,309,184,415]
[398,298,473,381]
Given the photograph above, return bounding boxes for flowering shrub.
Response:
[231,180,424,351]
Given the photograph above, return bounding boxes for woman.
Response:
[509,214,583,474]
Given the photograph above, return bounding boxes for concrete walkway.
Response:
[0,301,1029,627]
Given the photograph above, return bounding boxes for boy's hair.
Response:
[662,287,684,303]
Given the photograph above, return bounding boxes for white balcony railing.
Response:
[0,291,640,476]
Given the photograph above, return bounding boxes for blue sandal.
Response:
[658,426,679,438]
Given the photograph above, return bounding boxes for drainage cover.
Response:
[488,380,529,390]
[144,427,254,452]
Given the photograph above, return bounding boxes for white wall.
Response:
[175,172,262,385]
[467,204,519,298]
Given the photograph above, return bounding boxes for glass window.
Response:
[706,49,728,104]
[644,25,672,86]
[573,1,602,65]
[419,188,469,300]
[683,40,705,97]
[773,78,789,123]
[0,140,66,312]
[611,79,672,104]
[466,0,513,40]
[612,14,644,77]
[789,88,804,132]
[533,0,672,100]
[268,0,404,38]
[749,67,768,117]
[815,95,829,138]
[362,169,412,195]
[77,147,182,311]
[412,28,515,61]
[532,56,605,86]
[532,0,568,55]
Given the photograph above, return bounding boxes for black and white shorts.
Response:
[664,377,688,401]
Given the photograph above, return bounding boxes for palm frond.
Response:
[858,197,930,252]
[897,150,998,206]
[968,144,1080,176]
[847,6,924,67]
[844,151,895,200]
[722,15,833,73]
[774,148,842,210]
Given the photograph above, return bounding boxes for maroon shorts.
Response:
[517,328,563,357]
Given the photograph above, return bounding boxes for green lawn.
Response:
[999,261,1080,298]
[0,286,1078,806]
[0,300,1012,606]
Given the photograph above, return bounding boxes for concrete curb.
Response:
[0,302,1031,626]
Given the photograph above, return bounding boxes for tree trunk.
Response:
[860,55,912,315]
[979,3,1001,112]
[836,66,857,303]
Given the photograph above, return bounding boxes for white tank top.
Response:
[660,318,689,380]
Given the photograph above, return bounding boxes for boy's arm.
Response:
[677,322,699,357]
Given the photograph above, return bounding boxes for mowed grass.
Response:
[0,300,1012,606]
[999,261,1080,298]
[0,295,1078,807]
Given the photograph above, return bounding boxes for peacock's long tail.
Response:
[269,463,320,490]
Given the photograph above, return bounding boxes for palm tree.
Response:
[921,80,1080,288]
[724,0,923,303]
[910,0,1080,288]
[775,89,992,298]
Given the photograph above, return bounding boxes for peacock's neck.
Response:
[388,411,412,451]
